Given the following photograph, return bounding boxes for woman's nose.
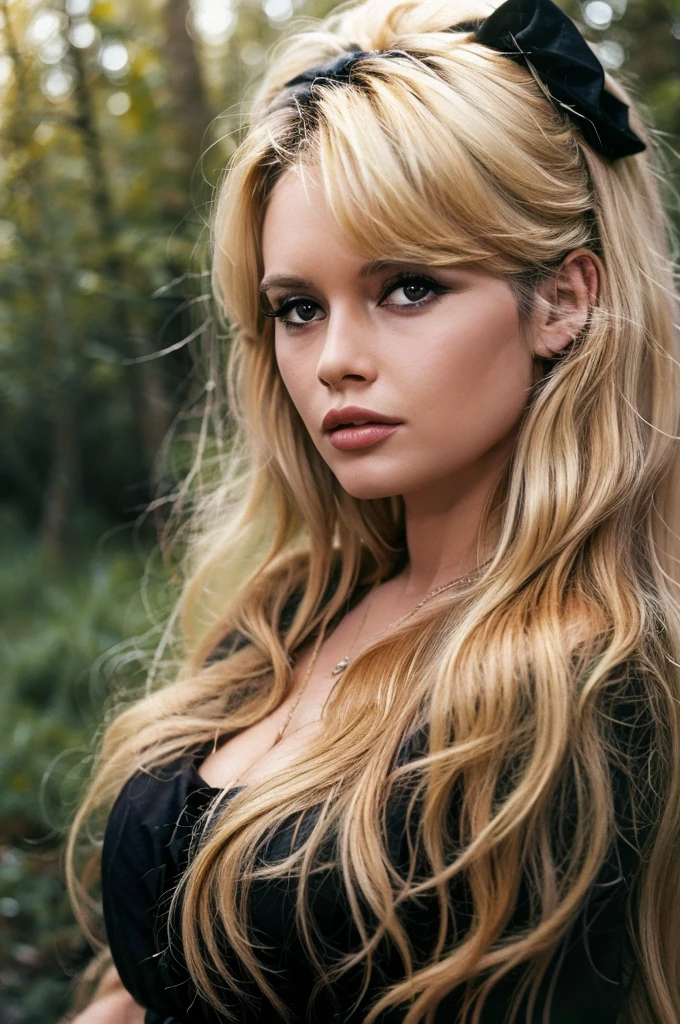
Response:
[314,304,378,387]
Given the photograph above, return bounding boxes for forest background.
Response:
[1,0,679,1020]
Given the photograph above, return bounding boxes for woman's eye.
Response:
[274,300,323,328]
[382,275,446,307]
[262,273,448,331]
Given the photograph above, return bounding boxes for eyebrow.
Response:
[259,259,430,294]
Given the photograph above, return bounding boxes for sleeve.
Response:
[101,768,201,1021]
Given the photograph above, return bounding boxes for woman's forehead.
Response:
[261,170,497,283]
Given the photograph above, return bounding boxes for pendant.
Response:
[330,656,350,675]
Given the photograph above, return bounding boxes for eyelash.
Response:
[261,273,450,332]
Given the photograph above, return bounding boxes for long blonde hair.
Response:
[66,1,680,1021]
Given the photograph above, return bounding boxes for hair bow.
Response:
[283,0,646,162]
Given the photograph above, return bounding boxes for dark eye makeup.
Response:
[260,272,450,331]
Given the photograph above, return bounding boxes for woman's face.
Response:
[261,168,536,506]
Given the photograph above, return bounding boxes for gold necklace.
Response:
[222,559,492,789]
[273,557,492,745]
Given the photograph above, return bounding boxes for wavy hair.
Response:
[66,1,680,1021]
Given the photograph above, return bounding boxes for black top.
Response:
[102,735,645,1024]
[101,568,648,1022]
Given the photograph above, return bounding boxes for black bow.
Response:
[283,0,646,162]
[469,0,646,159]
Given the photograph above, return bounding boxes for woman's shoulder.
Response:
[101,748,218,876]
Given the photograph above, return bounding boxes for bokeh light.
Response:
[264,0,293,23]
[107,91,131,116]
[39,36,68,65]
[191,0,236,44]
[99,40,130,74]
[583,1,614,30]
[594,39,626,69]
[40,67,76,101]
[69,20,98,49]
[26,10,66,46]
[65,0,94,15]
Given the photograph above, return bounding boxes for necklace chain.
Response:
[222,558,491,790]
[274,558,492,743]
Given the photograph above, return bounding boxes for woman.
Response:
[65,0,680,1021]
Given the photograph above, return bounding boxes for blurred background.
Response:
[0,0,678,1020]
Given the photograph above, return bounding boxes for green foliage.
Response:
[0,508,171,1022]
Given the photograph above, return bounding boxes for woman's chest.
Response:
[195,618,365,790]
[197,572,416,790]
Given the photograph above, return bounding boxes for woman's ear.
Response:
[531,248,602,359]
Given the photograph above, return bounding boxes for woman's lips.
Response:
[326,423,402,450]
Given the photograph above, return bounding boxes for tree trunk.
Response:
[160,0,213,197]
[67,22,172,482]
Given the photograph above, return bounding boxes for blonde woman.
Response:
[65,0,680,1021]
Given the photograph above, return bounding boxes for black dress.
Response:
[101,571,647,1022]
